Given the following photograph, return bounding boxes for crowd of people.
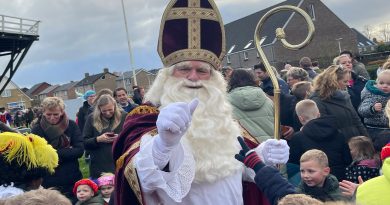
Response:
[1,0,390,204]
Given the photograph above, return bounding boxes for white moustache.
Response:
[181,80,204,89]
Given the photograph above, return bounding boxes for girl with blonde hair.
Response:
[310,65,367,141]
[333,54,368,111]
[83,94,127,179]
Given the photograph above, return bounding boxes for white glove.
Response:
[255,139,289,166]
[154,99,199,153]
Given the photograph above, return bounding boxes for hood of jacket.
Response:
[228,86,270,111]
[365,80,390,97]
[311,90,349,102]
[301,116,339,141]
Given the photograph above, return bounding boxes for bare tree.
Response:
[380,23,390,42]
[362,25,374,40]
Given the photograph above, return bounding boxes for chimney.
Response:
[85,73,89,78]
[103,68,109,73]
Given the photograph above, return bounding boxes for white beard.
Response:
[145,67,242,183]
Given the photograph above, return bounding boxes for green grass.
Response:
[78,155,90,178]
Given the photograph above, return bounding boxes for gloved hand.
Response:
[256,139,289,166]
[155,99,199,153]
[235,137,265,173]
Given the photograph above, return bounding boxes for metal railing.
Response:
[0,14,40,35]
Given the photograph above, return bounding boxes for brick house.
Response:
[25,82,51,106]
[37,85,60,101]
[74,68,118,94]
[116,69,157,95]
[223,0,361,69]
[53,81,79,100]
[0,76,32,110]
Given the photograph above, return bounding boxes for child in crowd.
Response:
[288,100,352,182]
[97,173,115,205]
[291,81,313,131]
[73,179,104,205]
[297,149,345,202]
[358,70,390,146]
[291,81,313,102]
[356,143,390,205]
[345,136,380,183]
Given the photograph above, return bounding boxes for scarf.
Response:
[40,113,70,149]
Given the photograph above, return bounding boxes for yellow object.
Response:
[0,132,58,173]
[356,158,390,205]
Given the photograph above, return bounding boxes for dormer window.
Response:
[244,40,253,49]
[259,36,267,45]
[227,45,236,54]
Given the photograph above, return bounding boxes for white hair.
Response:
[145,62,242,183]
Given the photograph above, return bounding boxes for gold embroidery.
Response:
[117,129,159,204]
[163,49,221,69]
[188,18,200,49]
[124,157,143,205]
[167,8,218,21]
[189,0,200,7]
[237,122,260,144]
[157,0,226,69]
[115,140,141,172]
[127,105,159,117]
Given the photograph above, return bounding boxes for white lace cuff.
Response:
[135,135,195,202]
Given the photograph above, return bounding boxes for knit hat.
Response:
[97,174,115,187]
[83,90,96,100]
[73,179,99,195]
[381,143,390,161]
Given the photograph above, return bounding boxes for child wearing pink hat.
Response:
[97,173,115,205]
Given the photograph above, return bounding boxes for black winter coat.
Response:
[348,72,367,111]
[254,165,296,205]
[31,120,84,196]
[83,111,127,179]
[288,116,352,181]
[310,90,368,141]
[78,101,92,133]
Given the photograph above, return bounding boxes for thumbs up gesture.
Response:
[156,99,199,150]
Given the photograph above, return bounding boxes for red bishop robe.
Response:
[112,105,271,205]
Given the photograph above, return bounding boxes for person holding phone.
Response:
[83,94,127,179]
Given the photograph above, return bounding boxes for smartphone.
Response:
[106,133,117,137]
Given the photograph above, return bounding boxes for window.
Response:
[358,42,365,47]
[366,41,374,46]
[244,40,253,49]
[309,4,316,20]
[371,46,375,51]
[1,89,11,97]
[243,52,248,61]
[227,45,235,54]
[227,55,231,64]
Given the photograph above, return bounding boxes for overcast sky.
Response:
[0,0,388,88]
